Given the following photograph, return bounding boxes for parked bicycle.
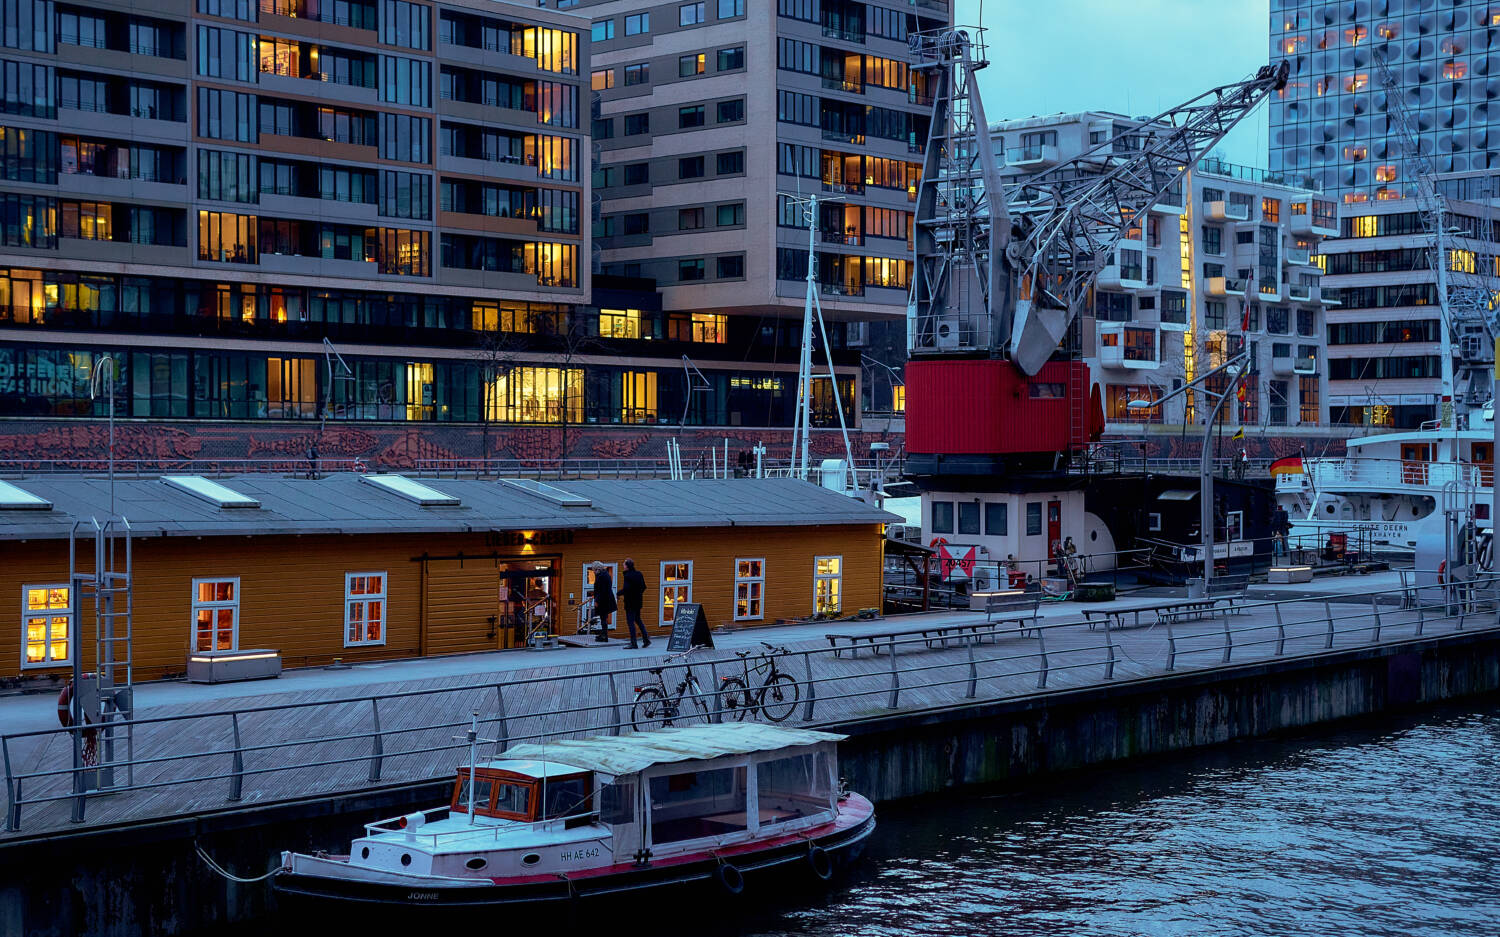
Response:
[631,648,711,728]
[719,642,801,723]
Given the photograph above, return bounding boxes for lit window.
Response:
[1375,187,1402,201]
[1344,25,1366,45]
[1343,145,1367,161]
[1344,191,1370,205]
[1343,73,1369,93]
[1444,61,1468,80]
[813,556,841,614]
[22,585,72,668]
[1350,215,1378,237]
[591,69,613,91]
[891,385,905,412]
[621,370,657,423]
[734,558,764,621]
[344,572,386,647]
[1374,165,1398,183]
[660,561,692,624]
[678,53,705,77]
[1377,24,1398,40]
[191,578,239,652]
[487,366,584,423]
[598,307,642,339]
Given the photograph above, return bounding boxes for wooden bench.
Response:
[1082,594,1247,631]
[834,617,1032,662]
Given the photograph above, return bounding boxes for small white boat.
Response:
[275,723,874,908]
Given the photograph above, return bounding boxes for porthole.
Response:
[522,853,542,866]
[1089,530,1098,542]
[360,847,370,860]
[465,856,488,871]
[1326,504,1336,514]
[400,853,412,867]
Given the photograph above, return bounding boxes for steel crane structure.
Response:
[1374,44,1498,441]
[904,25,1290,472]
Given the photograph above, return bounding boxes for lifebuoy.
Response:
[714,862,745,895]
[1438,560,1447,585]
[807,845,833,881]
[56,682,72,728]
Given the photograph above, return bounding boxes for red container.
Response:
[905,358,1097,456]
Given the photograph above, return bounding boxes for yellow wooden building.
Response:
[0,475,892,683]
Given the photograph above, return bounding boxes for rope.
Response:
[195,843,285,884]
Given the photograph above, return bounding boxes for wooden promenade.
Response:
[2,582,1493,839]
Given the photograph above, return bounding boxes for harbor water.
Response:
[713,703,1500,937]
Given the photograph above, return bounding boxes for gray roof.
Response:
[494,724,845,776]
[0,474,900,541]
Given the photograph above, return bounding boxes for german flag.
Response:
[1269,455,1304,476]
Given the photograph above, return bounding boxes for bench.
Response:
[826,618,1034,659]
[1081,594,1247,631]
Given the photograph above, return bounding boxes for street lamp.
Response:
[1128,349,1251,597]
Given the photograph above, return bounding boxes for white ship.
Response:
[1277,406,1493,553]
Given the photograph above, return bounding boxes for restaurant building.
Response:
[0,474,891,683]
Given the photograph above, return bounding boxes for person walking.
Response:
[591,563,617,643]
[618,558,650,649]
[1271,505,1291,558]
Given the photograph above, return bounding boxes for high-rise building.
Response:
[991,112,1337,439]
[585,0,950,420]
[1269,0,1500,206]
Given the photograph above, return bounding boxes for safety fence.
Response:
[3,576,1496,834]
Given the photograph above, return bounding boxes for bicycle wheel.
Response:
[632,686,674,729]
[758,672,800,723]
[718,676,754,721]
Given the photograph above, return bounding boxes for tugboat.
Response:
[275,722,874,907]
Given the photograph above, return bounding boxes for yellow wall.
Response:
[0,524,884,682]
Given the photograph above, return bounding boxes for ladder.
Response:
[1065,362,1087,461]
[68,517,133,800]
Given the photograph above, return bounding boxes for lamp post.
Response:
[1129,350,1250,597]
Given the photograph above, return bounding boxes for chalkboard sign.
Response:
[665,602,714,651]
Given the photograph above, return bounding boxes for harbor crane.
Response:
[904,26,1290,470]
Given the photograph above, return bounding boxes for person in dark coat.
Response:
[591,563,617,643]
[618,558,649,649]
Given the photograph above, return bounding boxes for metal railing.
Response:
[4,577,1493,833]
[1307,457,1483,491]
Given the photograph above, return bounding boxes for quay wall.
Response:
[2,628,1498,937]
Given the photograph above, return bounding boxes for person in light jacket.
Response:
[618,558,650,649]
[591,563,617,643]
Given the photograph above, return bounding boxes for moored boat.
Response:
[275,723,874,908]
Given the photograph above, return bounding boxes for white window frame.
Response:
[21,583,73,670]
[582,561,618,616]
[1225,510,1245,542]
[659,560,693,625]
[813,555,842,614]
[344,571,387,647]
[734,558,765,621]
[191,576,240,653]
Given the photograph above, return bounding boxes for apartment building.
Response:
[584,0,949,420]
[1269,0,1500,206]
[1316,173,1500,428]
[993,112,1339,435]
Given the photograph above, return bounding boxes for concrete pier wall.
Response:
[3,628,1497,937]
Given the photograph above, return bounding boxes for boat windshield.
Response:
[452,770,536,820]
[494,781,532,818]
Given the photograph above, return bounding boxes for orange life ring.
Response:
[57,681,73,728]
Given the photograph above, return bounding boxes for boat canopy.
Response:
[493,724,844,776]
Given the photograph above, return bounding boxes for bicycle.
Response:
[631,648,711,729]
[718,642,801,723]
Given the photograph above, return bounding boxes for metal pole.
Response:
[1199,385,1234,596]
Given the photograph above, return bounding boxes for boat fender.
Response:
[807,845,833,881]
[714,861,745,896]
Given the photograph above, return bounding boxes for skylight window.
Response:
[499,478,592,507]
[0,479,51,510]
[359,474,461,506]
[161,475,261,509]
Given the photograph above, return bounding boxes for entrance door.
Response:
[1401,442,1432,485]
[1474,442,1493,487]
[498,559,558,648]
[581,562,618,632]
[1046,500,1062,558]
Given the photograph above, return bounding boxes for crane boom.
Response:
[907,36,1290,377]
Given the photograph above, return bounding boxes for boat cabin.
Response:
[343,724,847,883]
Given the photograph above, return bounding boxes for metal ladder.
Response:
[68,517,134,807]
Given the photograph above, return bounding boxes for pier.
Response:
[2,571,1499,935]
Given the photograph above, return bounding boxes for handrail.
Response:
[4,576,1496,831]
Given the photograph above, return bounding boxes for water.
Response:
[724,704,1500,937]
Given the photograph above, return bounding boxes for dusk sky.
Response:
[961,0,1273,166]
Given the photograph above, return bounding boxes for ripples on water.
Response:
[726,705,1500,937]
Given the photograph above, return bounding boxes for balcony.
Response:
[1288,283,1311,301]
[821,127,866,146]
[1290,207,1338,237]
[1153,190,1186,215]
[1205,200,1251,222]
[1294,355,1318,374]
[822,282,864,297]
[821,180,864,195]
[1098,239,1147,290]
[820,230,862,246]
[1314,285,1340,306]
[820,25,865,43]
[1284,247,1312,266]
[821,76,863,94]
[1098,324,1160,370]
[1006,144,1059,170]
[1206,276,1247,297]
